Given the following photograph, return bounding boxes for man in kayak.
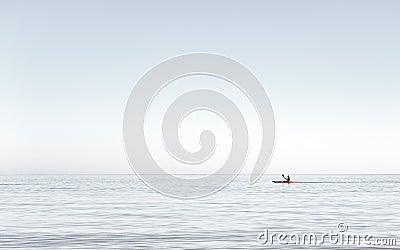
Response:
[282,174,291,182]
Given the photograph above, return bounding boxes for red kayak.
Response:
[272,180,300,183]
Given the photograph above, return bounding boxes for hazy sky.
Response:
[1,0,399,174]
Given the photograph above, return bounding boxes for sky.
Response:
[1,0,399,174]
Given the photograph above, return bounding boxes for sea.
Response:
[0,174,399,249]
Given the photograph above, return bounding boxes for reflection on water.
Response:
[0,175,399,249]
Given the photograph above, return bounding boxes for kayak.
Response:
[272,180,300,183]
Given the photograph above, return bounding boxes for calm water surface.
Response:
[0,175,399,249]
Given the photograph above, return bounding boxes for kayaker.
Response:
[282,174,290,182]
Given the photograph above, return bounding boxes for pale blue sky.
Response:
[1,0,399,174]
